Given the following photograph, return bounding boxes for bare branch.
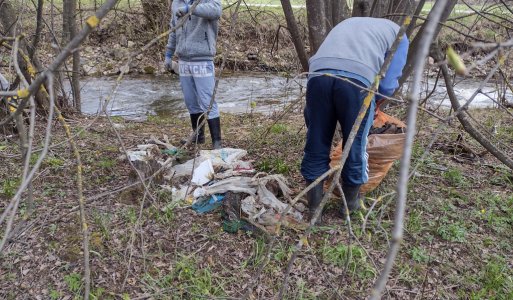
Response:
[370,1,449,298]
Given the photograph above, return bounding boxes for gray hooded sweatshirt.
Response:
[166,0,222,62]
[309,17,403,85]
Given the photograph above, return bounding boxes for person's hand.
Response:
[171,61,179,74]
[164,57,173,73]
[175,6,188,18]
[164,48,174,72]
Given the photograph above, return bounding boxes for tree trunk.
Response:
[399,0,458,86]
[388,0,409,23]
[370,0,389,17]
[280,0,309,71]
[63,0,72,43]
[306,0,328,54]
[406,0,427,37]
[352,0,372,17]
[0,0,49,111]
[328,0,349,30]
[63,0,81,112]
[29,0,44,61]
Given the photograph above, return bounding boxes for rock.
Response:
[136,54,143,60]
[127,41,135,48]
[112,123,126,129]
[112,47,129,60]
[247,52,258,61]
[82,65,98,76]
[119,34,128,47]
[119,64,130,74]
[143,65,156,74]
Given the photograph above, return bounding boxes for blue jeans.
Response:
[301,74,375,186]
[178,60,219,119]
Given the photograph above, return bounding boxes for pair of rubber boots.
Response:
[307,180,361,222]
[189,113,222,149]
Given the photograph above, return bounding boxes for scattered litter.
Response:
[221,192,259,234]
[126,144,161,162]
[167,148,255,180]
[191,159,215,185]
[191,194,225,214]
[123,138,306,234]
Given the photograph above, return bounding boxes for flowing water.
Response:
[79,73,304,120]
[77,73,512,119]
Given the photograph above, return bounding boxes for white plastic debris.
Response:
[194,176,257,198]
[126,144,160,162]
[169,148,254,180]
[191,159,215,185]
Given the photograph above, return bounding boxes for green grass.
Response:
[470,256,513,299]
[143,255,226,297]
[409,246,430,263]
[64,272,82,294]
[243,236,267,267]
[437,219,467,242]
[270,123,288,134]
[443,167,467,187]
[257,157,291,174]
[320,243,375,280]
[1,178,20,198]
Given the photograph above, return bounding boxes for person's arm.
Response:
[165,17,177,62]
[378,33,409,98]
[191,0,222,20]
[164,16,177,72]
[0,73,9,91]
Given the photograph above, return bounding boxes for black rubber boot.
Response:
[306,180,324,224]
[189,113,205,144]
[207,117,222,150]
[340,183,361,217]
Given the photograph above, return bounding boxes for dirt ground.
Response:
[0,105,512,299]
[1,3,513,300]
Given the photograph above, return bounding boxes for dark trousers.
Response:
[301,75,375,186]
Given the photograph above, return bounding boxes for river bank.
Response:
[1,109,512,298]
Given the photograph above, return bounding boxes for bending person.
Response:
[302,17,409,221]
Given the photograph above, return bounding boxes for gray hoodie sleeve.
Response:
[0,73,9,91]
[192,0,222,20]
[166,17,177,55]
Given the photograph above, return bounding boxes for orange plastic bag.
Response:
[329,109,406,194]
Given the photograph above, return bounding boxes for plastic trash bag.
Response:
[329,109,406,194]
[191,194,225,214]
[169,148,253,179]
[191,159,215,185]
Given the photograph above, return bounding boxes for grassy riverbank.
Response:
[1,107,512,299]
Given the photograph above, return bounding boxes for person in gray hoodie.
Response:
[165,0,222,149]
[302,17,409,220]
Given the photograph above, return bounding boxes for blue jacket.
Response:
[309,17,409,97]
[166,0,222,62]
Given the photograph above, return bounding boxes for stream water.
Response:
[77,73,512,119]
[79,73,304,120]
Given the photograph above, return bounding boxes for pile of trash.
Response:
[126,139,306,234]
